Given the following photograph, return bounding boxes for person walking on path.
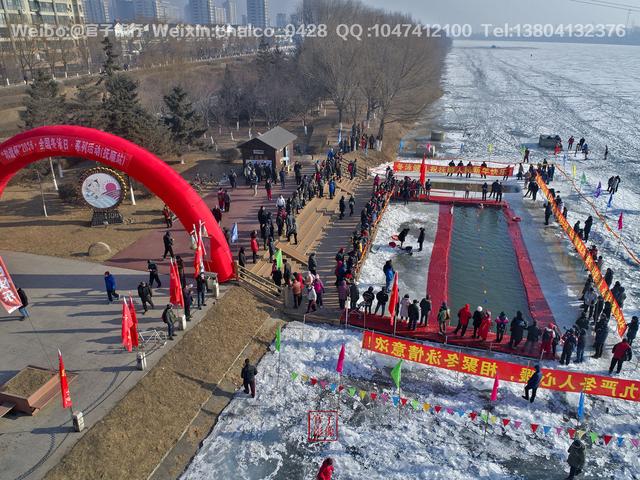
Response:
[16,287,29,319]
[339,196,346,219]
[522,364,542,403]
[348,194,355,216]
[566,439,586,480]
[162,205,173,228]
[609,338,632,375]
[417,227,425,251]
[241,358,258,398]
[337,280,349,310]
[196,273,207,309]
[250,233,260,263]
[147,260,161,288]
[308,253,318,276]
[306,283,318,313]
[162,231,174,259]
[137,281,154,313]
[161,304,176,340]
[183,286,193,321]
[238,247,247,268]
[292,276,303,308]
[454,303,471,336]
[104,271,119,303]
[317,458,334,480]
[265,178,273,201]
[349,282,360,312]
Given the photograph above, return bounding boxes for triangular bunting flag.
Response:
[531,424,539,433]
[589,432,599,443]
[290,372,298,381]
[457,409,465,417]
[319,380,327,389]
[370,392,377,401]
[480,412,488,422]
[358,390,366,400]
[556,427,563,436]
[329,384,337,392]
[423,403,431,412]
[514,420,522,429]
[502,418,511,427]
[400,398,408,406]
[470,412,478,422]
[543,426,551,436]
[392,396,400,407]
[568,428,576,439]
[490,415,497,424]
[617,437,624,447]
[310,378,318,386]
[435,405,443,414]
[446,408,454,415]
[380,392,389,403]
[631,438,640,448]
[301,374,309,382]
[338,385,344,393]
[603,435,613,446]
[577,430,586,439]
[348,387,356,397]
[411,399,420,410]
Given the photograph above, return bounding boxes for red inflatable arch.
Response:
[0,125,234,281]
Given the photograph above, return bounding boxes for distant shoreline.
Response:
[460,34,640,47]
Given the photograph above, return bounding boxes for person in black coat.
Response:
[308,253,318,275]
[182,286,193,321]
[472,306,484,338]
[374,289,388,315]
[241,358,258,398]
[593,318,608,358]
[522,364,542,403]
[604,268,614,287]
[509,311,527,348]
[408,300,420,331]
[419,295,432,326]
[17,288,29,319]
[544,202,553,225]
[196,273,207,309]
[583,215,593,241]
[362,287,375,314]
[161,304,176,340]
[560,329,577,365]
[162,231,174,259]
[339,196,346,219]
[417,228,425,251]
[627,316,639,346]
[137,281,154,313]
[238,247,247,268]
[524,320,540,353]
[147,260,161,288]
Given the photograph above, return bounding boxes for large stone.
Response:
[88,242,111,257]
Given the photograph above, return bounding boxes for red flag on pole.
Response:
[169,259,184,307]
[0,255,22,314]
[490,375,499,401]
[128,297,139,348]
[388,273,399,326]
[336,343,345,374]
[121,298,133,352]
[58,349,72,409]
[618,212,623,231]
[419,153,427,186]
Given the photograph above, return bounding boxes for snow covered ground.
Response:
[182,323,640,480]
[357,202,439,303]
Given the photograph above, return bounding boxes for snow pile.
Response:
[182,323,640,479]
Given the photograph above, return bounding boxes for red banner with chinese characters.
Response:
[535,175,626,337]
[393,161,513,177]
[362,331,640,402]
[0,256,22,314]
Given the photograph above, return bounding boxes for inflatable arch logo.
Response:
[0,125,234,281]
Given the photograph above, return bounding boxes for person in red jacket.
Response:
[317,458,334,480]
[609,338,632,375]
[453,304,471,337]
[250,233,260,264]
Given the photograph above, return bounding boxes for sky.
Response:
[263,0,637,28]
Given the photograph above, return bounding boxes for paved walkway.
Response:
[0,250,217,480]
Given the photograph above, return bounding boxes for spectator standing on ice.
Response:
[626,316,639,345]
[437,302,451,335]
[481,182,488,201]
[383,260,395,292]
[522,364,542,403]
[408,300,420,331]
[544,202,553,225]
[575,328,587,363]
[349,282,360,311]
[566,439,586,480]
[472,306,483,338]
[241,358,258,398]
[560,329,577,365]
[317,458,334,480]
[609,338,632,375]
[593,319,608,358]
[399,294,411,321]
[337,280,349,310]
[583,215,593,241]
[508,311,526,348]
[495,311,509,343]
[374,288,389,316]
[419,295,432,326]
[524,320,540,353]
[362,287,375,314]
[417,227,425,251]
[454,303,471,336]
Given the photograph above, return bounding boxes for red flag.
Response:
[58,350,72,409]
[490,375,499,401]
[193,226,206,277]
[531,423,539,433]
[419,153,427,185]
[603,434,613,445]
[128,297,139,348]
[336,343,345,374]
[387,273,399,326]
[0,255,22,314]
[121,298,133,352]
[618,212,623,231]
[169,259,184,307]
[502,418,511,427]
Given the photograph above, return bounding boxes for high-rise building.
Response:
[246,0,267,28]
[222,0,235,24]
[85,0,110,23]
[133,0,168,20]
[212,5,225,23]
[240,13,246,25]
[114,0,135,21]
[275,12,285,27]
[186,0,213,24]
[0,0,85,27]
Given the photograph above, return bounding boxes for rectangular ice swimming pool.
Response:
[448,206,532,322]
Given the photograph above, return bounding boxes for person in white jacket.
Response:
[399,294,411,321]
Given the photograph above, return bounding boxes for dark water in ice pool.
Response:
[448,206,531,323]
